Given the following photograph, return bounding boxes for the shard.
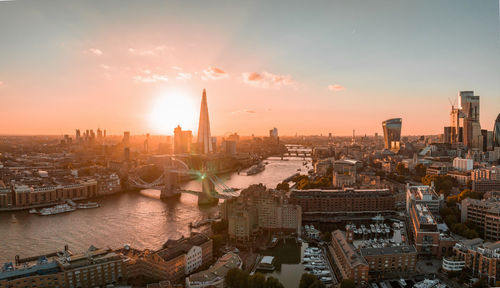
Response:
[197,89,212,154]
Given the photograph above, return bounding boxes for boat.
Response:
[320,277,333,283]
[312,269,330,277]
[398,279,407,287]
[256,256,275,271]
[77,202,100,209]
[29,209,38,214]
[39,204,76,216]
[246,162,265,175]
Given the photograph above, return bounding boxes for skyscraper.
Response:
[174,125,192,154]
[197,89,212,154]
[123,131,130,147]
[382,118,402,151]
[460,91,482,149]
[494,113,500,148]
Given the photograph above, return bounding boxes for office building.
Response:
[494,113,500,148]
[269,127,278,138]
[197,89,212,154]
[407,200,455,256]
[453,157,473,171]
[174,125,192,154]
[382,118,402,151]
[451,238,500,286]
[123,131,130,147]
[406,184,443,214]
[462,198,500,241]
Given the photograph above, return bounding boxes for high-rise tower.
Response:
[197,89,212,154]
[494,113,500,148]
[382,118,402,151]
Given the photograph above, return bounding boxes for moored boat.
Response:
[77,202,99,209]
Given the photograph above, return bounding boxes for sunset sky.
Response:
[0,0,499,136]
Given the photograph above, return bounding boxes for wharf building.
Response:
[9,179,97,209]
[121,234,213,284]
[329,228,417,287]
[289,188,396,219]
[220,184,302,244]
[461,198,500,241]
[185,252,242,288]
[443,238,500,286]
[0,246,127,288]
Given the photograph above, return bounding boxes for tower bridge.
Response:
[128,156,239,205]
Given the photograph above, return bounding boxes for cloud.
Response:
[242,71,294,88]
[89,48,103,55]
[328,84,346,92]
[100,64,110,70]
[133,70,168,83]
[232,109,257,115]
[176,72,192,80]
[128,46,172,56]
[0,81,3,86]
[202,67,229,80]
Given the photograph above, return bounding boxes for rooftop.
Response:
[186,252,242,286]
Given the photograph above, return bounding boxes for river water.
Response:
[0,157,308,263]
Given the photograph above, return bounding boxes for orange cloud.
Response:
[202,67,228,80]
[328,84,346,91]
[242,71,294,88]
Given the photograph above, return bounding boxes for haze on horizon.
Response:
[0,0,499,137]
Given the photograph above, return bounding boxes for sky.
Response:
[0,0,499,136]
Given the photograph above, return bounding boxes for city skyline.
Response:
[0,0,499,136]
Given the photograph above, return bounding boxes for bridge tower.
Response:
[197,160,219,206]
[160,159,181,199]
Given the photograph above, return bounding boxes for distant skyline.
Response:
[0,0,499,136]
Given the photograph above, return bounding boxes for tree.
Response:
[396,163,408,176]
[299,273,317,288]
[276,182,290,191]
[248,273,266,288]
[421,175,458,197]
[299,273,325,288]
[265,276,284,288]
[415,163,427,177]
[212,220,228,234]
[225,268,249,288]
[340,279,356,288]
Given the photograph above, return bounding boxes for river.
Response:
[0,156,309,263]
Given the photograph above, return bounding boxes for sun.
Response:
[149,89,197,134]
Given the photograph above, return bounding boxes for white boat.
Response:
[29,209,38,214]
[39,204,76,216]
[77,202,99,209]
[398,279,407,287]
[320,277,333,283]
[312,269,330,276]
